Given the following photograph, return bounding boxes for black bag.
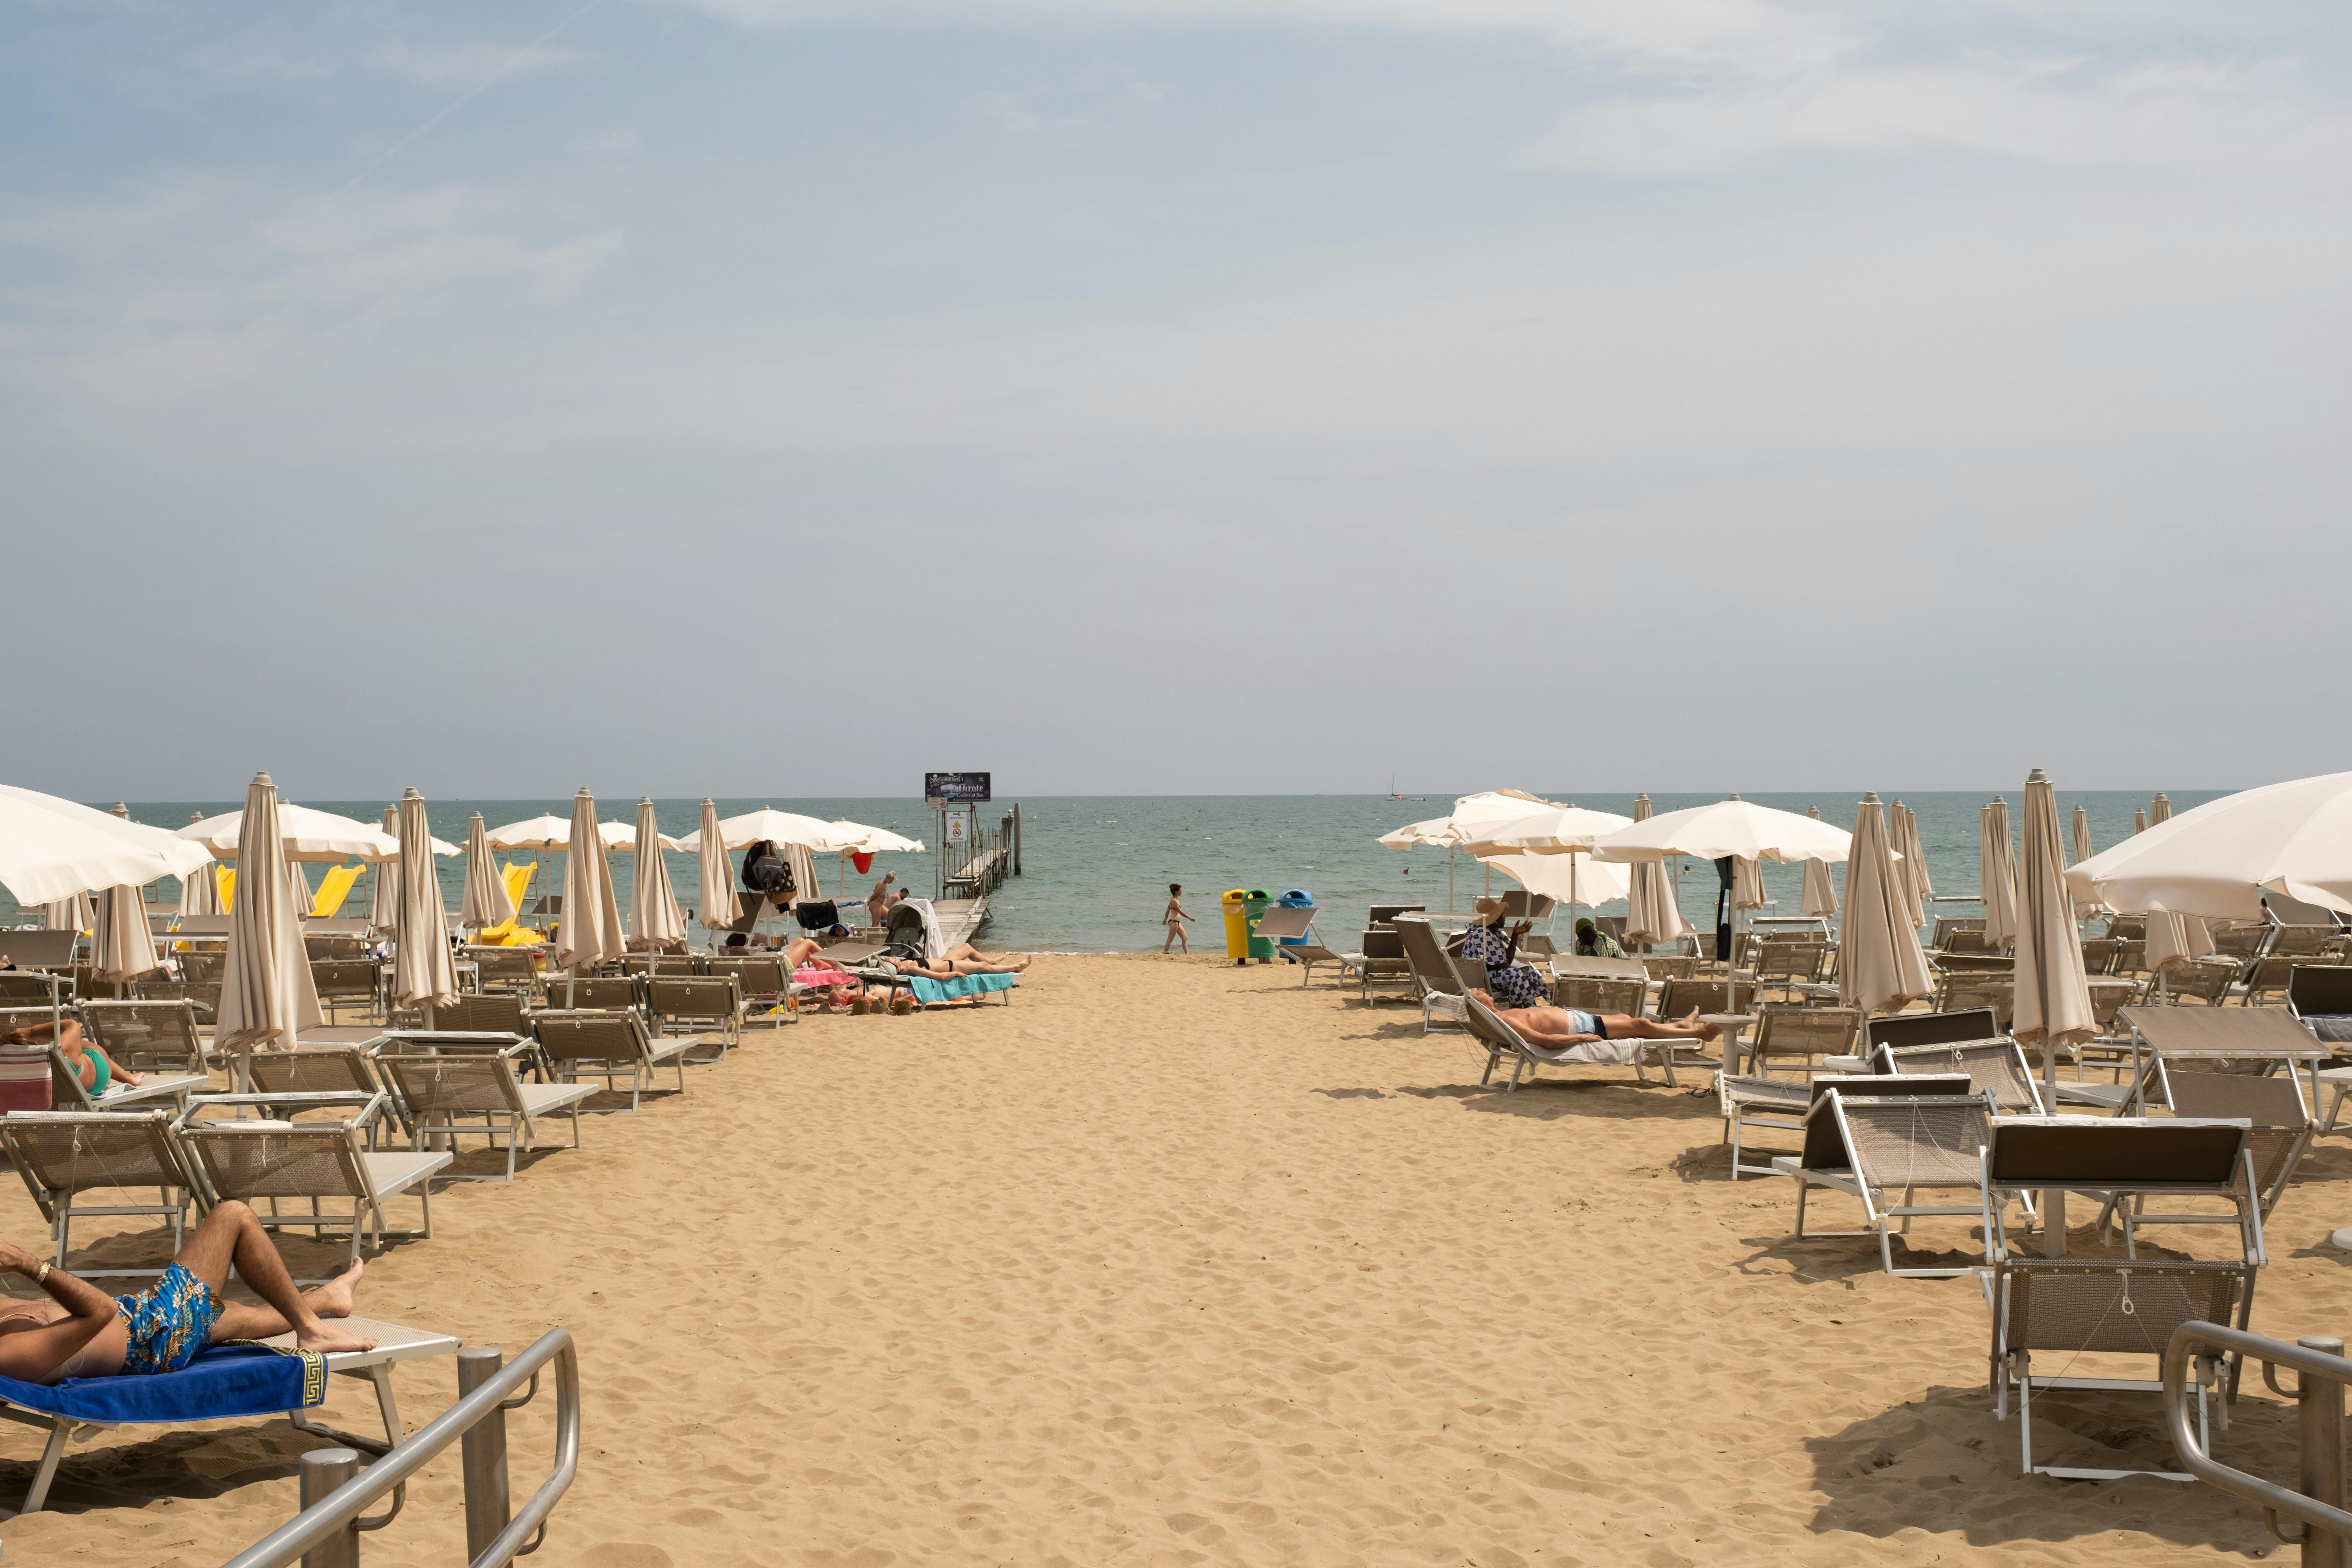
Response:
[794,899,839,931]
[746,854,795,898]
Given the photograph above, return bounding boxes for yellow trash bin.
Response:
[1222,889,1251,965]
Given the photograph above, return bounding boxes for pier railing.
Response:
[945,803,1020,898]
[222,1330,579,1568]
[2164,1321,2352,1565]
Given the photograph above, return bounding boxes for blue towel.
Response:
[0,1340,326,1424]
[908,972,1018,1006]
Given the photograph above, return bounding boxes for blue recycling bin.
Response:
[1275,889,1313,946]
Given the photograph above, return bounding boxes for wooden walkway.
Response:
[934,895,988,948]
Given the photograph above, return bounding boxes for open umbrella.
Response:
[1622,795,1691,947]
[459,812,516,932]
[369,806,401,929]
[393,788,457,1018]
[553,788,625,978]
[1594,795,1852,962]
[1980,799,2019,949]
[2064,772,2352,921]
[1800,807,1838,919]
[694,799,740,937]
[0,784,213,906]
[1378,789,1553,911]
[1460,804,1634,934]
[215,772,322,1055]
[90,881,159,985]
[629,797,688,958]
[488,816,679,853]
[674,808,855,854]
[181,802,450,862]
[1837,793,1932,1017]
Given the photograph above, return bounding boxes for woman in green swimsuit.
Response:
[0,1018,141,1095]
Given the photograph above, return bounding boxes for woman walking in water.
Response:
[1162,883,1195,953]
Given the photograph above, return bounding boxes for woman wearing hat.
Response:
[1456,897,1550,1011]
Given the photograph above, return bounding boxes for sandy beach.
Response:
[1,954,2333,1564]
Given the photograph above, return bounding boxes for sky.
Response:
[4,0,2349,803]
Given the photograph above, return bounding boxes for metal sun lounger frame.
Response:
[1769,1083,2006,1274]
[1461,994,1677,1092]
[378,1043,598,1182]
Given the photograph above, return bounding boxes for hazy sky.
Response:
[6,1,2348,803]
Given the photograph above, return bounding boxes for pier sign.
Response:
[925,771,991,808]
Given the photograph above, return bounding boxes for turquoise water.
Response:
[4,790,2224,951]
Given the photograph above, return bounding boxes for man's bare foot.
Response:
[295,1320,378,1355]
[306,1257,364,1319]
[1676,1007,1722,1042]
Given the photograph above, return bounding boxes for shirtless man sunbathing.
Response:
[0,1202,377,1386]
[1466,989,1721,1048]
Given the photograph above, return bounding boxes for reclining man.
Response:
[0,1202,375,1385]
[1467,988,1720,1050]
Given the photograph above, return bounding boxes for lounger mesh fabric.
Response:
[185,1127,358,1201]
[384,1056,512,1119]
[1840,1099,1988,1191]
[4,1115,190,1209]
[1999,1260,2242,1356]
[1882,1041,2041,1113]
[79,1001,204,1073]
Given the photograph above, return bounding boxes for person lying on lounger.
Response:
[0,1016,141,1093]
[1465,989,1720,1048]
[0,1202,376,1385]
[875,950,1031,977]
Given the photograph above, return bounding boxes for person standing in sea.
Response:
[1162,884,1195,953]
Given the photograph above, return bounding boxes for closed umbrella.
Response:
[1888,803,1926,929]
[2151,793,2173,826]
[1980,799,2019,949]
[553,788,625,978]
[181,810,222,916]
[1623,795,1690,947]
[215,772,322,1056]
[2015,769,2096,1259]
[1800,807,1838,920]
[41,891,92,933]
[369,806,400,929]
[2070,804,2100,919]
[1732,856,1768,913]
[393,788,457,1017]
[286,860,314,920]
[1837,793,1933,1017]
[630,797,688,958]
[2134,808,2148,835]
[694,799,739,938]
[90,881,159,984]
[459,812,516,932]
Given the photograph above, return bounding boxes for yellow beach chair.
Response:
[308,864,366,919]
[474,861,544,946]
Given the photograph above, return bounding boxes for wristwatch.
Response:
[35,1262,50,1284]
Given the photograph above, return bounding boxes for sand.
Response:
[2,954,2341,1563]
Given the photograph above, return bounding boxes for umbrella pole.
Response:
[1448,848,1456,914]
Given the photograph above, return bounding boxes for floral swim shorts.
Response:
[114,1262,222,1375]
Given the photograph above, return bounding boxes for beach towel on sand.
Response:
[0,1339,325,1424]
[909,972,1017,1006]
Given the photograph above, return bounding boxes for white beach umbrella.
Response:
[2151,793,2173,826]
[181,802,430,863]
[674,808,851,853]
[0,785,213,906]
[2063,772,2352,921]
[629,797,688,954]
[215,772,323,1054]
[368,806,401,928]
[1461,804,1634,931]
[459,812,516,931]
[1838,793,1933,1017]
[286,860,314,920]
[179,811,223,917]
[825,821,926,854]
[553,788,625,974]
[486,815,676,853]
[2069,804,2101,918]
[1800,807,1838,919]
[1595,795,1852,963]
[394,788,458,1015]
[90,882,159,983]
[1731,856,1768,912]
[1894,802,1934,900]
[41,890,93,933]
[1979,798,2020,949]
[2014,770,2095,1258]
[694,799,740,936]
[2133,808,2148,835]
[1623,795,1691,946]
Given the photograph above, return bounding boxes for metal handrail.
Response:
[2164,1320,2352,1560]
[221,1328,579,1568]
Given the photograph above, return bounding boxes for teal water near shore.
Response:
[5,790,2226,952]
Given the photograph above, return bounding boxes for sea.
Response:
[4,790,2227,952]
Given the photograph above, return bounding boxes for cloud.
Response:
[367,38,586,93]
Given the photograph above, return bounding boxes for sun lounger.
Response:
[0,1110,202,1278]
[645,974,743,1060]
[378,1046,595,1181]
[462,943,541,998]
[705,955,794,1023]
[0,1315,461,1514]
[77,998,208,1078]
[531,1008,692,1110]
[2290,963,2352,1046]
[2113,1004,2330,1116]
[1340,927,1415,1004]
[1741,1005,1860,1080]
[1392,916,1472,1032]
[308,958,383,1023]
[2148,1071,2312,1221]
[178,1092,448,1279]
[1462,994,1670,1092]
[1769,1082,1996,1275]
[1720,1069,1970,1181]
[429,991,531,1036]
[41,1040,208,1113]
[1551,973,1647,1023]
[1978,1115,2261,1478]
[246,1044,410,1144]
[1874,1037,2047,1114]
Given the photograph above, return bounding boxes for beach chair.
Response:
[2210,922,2270,962]
[378,1046,595,1181]
[135,976,220,1026]
[2105,915,2149,942]
[1750,940,1828,998]
[1875,1037,2046,1113]
[429,991,531,1037]
[1641,954,1700,981]
[2289,963,2352,1047]
[2112,937,2151,978]
[2236,954,2301,1006]
[2077,937,2121,977]
[645,974,743,1061]
[1931,916,1987,949]
[77,998,208,1077]
[1248,907,1339,989]
[1978,1116,2261,1476]
[1653,976,1754,1023]
[1743,1006,1860,1079]
[1462,994,1673,1092]
[2116,1004,2330,1116]
[44,1042,208,1114]
[2271,924,2346,958]
[1343,926,1415,1004]
[245,1045,409,1144]
[461,943,540,998]
[178,1092,449,1277]
[1551,974,1647,1021]
[1393,916,1471,1033]
[0,1314,461,1515]
[0,1110,203,1278]
[2148,1072,2312,1221]
[542,973,638,1012]
[532,1008,693,1110]
[1769,1081,1995,1274]
[2154,957,2240,1006]
[176,948,227,986]
[1931,969,2014,1029]
[706,955,793,1024]
[1719,1067,1970,1181]
[308,958,382,1023]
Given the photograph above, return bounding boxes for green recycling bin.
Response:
[1244,889,1273,960]
[1222,890,1251,964]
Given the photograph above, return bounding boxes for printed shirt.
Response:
[1459,924,1548,1009]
